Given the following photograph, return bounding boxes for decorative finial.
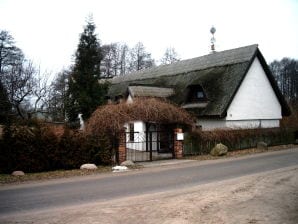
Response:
[210,26,216,52]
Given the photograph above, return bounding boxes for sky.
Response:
[0,0,298,76]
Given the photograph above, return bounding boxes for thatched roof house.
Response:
[108,44,290,130]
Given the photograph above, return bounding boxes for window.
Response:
[187,85,206,102]
[115,95,123,104]
[129,123,134,141]
[196,91,204,99]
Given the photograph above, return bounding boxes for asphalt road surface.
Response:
[1,148,298,216]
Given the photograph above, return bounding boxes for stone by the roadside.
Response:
[112,166,128,172]
[210,143,228,156]
[120,160,135,166]
[11,171,25,176]
[257,142,268,150]
[80,163,98,170]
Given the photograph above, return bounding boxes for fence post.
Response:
[174,128,183,159]
[149,131,153,161]
[118,131,126,164]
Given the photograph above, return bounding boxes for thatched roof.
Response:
[108,45,290,118]
[128,86,174,98]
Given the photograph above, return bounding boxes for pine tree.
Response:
[0,81,11,123]
[66,17,108,122]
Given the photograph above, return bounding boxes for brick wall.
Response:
[174,128,183,159]
[118,131,126,164]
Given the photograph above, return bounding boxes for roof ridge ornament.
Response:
[210,26,216,53]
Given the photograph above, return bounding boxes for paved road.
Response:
[1,148,298,215]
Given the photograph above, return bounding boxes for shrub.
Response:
[86,98,195,164]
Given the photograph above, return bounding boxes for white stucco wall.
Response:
[125,121,146,151]
[198,57,282,131]
[197,119,227,131]
[227,57,282,121]
[225,119,279,129]
[124,121,159,151]
[127,94,133,103]
[197,119,280,131]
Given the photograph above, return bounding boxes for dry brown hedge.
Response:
[184,128,296,155]
[86,98,195,136]
[0,123,106,173]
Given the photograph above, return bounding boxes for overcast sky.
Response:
[0,0,298,75]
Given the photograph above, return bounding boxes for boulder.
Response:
[257,141,268,150]
[11,171,25,176]
[210,143,228,156]
[112,166,128,172]
[80,163,98,170]
[120,160,135,166]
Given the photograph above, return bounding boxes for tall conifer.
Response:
[66,17,108,122]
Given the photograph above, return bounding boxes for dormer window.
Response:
[115,95,124,103]
[186,85,207,102]
[196,91,204,99]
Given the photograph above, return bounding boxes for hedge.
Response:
[0,122,110,173]
[184,128,296,155]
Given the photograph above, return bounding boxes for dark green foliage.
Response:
[66,18,109,122]
[184,128,295,155]
[0,122,107,174]
[0,81,11,123]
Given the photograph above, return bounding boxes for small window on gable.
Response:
[187,85,206,102]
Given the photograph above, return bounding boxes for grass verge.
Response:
[0,166,112,185]
[184,144,296,161]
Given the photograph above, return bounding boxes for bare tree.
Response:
[0,30,42,119]
[101,43,130,77]
[101,43,120,78]
[31,69,51,113]
[270,58,298,104]
[160,47,180,65]
[119,43,129,75]
[2,60,36,118]
[128,42,155,72]
[47,70,69,122]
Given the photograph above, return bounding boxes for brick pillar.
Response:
[118,131,126,164]
[174,128,183,159]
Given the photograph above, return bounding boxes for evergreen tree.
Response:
[0,81,11,123]
[66,18,108,122]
